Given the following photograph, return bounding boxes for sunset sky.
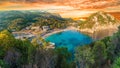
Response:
[0,0,120,18]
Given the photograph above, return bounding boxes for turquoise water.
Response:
[45,30,93,52]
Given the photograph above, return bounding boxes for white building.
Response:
[42,26,50,31]
[31,26,40,30]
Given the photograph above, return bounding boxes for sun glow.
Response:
[0,1,120,18]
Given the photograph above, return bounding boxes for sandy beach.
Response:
[42,26,79,38]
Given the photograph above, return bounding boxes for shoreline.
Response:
[42,26,119,40]
[42,26,79,38]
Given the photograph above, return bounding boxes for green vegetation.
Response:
[0,30,35,68]
[0,11,69,31]
[1,11,120,68]
[79,11,120,29]
[0,30,75,68]
[112,57,120,68]
[75,45,94,68]
[1,27,120,68]
[75,26,120,68]
[32,17,68,29]
[54,47,75,68]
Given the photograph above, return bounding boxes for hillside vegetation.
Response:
[0,11,69,31]
[0,30,75,68]
[1,11,120,68]
[80,11,120,29]
[79,11,120,39]
[1,26,120,68]
[75,26,120,68]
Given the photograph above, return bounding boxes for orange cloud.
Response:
[0,0,120,9]
[0,0,120,18]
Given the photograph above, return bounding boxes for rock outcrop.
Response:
[79,11,120,40]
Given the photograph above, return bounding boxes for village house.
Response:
[25,27,30,30]
[13,32,35,40]
[31,26,41,30]
[42,26,50,31]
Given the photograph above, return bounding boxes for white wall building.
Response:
[42,26,50,31]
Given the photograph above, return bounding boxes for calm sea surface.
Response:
[45,30,93,52]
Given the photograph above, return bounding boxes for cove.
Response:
[45,30,93,53]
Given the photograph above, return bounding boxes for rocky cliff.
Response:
[79,11,120,40]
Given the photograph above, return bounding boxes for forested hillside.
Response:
[0,30,75,68]
[1,11,120,68]
[75,26,120,68]
[1,26,120,68]
[0,11,69,31]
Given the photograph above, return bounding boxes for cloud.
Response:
[0,0,120,18]
[0,0,120,9]
[62,0,120,9]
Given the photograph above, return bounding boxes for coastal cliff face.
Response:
[79,11,120,40]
